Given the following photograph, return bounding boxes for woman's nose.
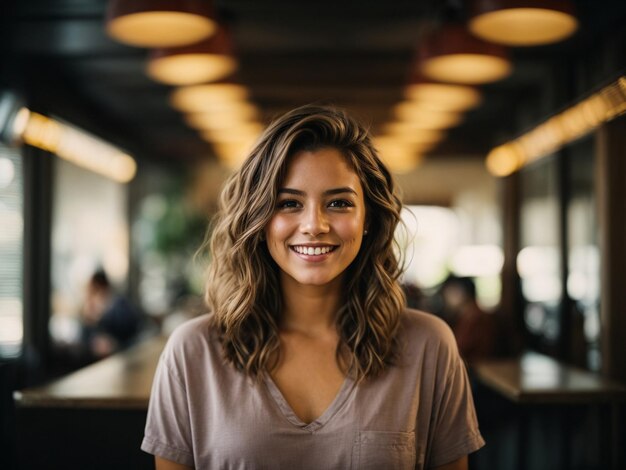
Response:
[300,205,330,236]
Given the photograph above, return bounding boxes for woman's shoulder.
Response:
[161,313,219,361]
[398,308,459,356]
[400,308,454,337]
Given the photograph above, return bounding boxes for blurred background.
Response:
[0,1,625,469]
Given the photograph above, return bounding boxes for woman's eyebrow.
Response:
[324,187,357,196]
[278,187,357,196]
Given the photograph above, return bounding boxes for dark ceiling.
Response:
[1,0,625,166]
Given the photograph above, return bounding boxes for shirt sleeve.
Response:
[141,351,195,467]
[426,334,486,468]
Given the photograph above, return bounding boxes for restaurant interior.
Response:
[0,0,625,469]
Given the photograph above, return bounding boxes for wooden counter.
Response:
[14,335,167,410]
[471,352,626,470]
[471,351,626,404]
[14,336,168,470]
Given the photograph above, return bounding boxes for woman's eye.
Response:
[328,199,353,208]
[277,199,300,209]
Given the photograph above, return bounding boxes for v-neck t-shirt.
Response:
[141,309,485,469]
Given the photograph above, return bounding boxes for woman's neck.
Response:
[279,274,343,337]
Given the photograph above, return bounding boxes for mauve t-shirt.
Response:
[141,309,485,469]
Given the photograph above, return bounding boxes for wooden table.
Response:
[472,351,626,404]
[14,335,167,470]
[471,352,626,470]
[14,335,166,409]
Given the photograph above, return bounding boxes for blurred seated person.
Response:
[440,275,496,363]
[401,282,428,311]
[81,270,140,360]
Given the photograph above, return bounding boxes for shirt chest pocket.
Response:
[352,430,419,470]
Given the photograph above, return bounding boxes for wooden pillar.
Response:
[500,171,524,354]
[596,115,626,382]
[21,146,53,385]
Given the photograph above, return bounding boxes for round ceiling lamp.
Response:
[202,125,262,143]
[486,142,526,176]
[404,82,482,112]
[373,136,425,173]
[382,125,444,146]
[184,105,259,130]
[469,0,578,46]
[170,83,249,113]
[212,141,256,168]
[418,24,512,84]
[106,0,217,48]
[394,103,463,129]
[147,28,237,86]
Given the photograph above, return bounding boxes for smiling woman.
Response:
[265,148,367,289]
[141,105,485,470]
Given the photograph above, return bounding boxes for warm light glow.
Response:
[373,137,424,173]
[18,111,136,183]
[212,141,256,169]
[382,125,444,144]
[486,143,526,176]
[11,107,30,139]
[404,83,482,111]
[486,76,626,177]
[394,103,462,129]
[106,11,216,48]
[377,135,438,154]
[422,54,512,84]
[184,104,259,130]
[147,54,237,86]
[170,84,249,113]
[470,7,578,46]
[201,125,262,143]
[381,124,443,151]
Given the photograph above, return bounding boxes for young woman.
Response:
[141,105,485,469]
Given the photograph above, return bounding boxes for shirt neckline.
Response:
[263,374,355,433]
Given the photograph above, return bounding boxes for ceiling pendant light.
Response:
[382,125,444,146]
[394,103,463,129]
[418,24,512,84]
[170,83,249,113]
[373,137,424,173]
[147,28,236,86]
[469,0,578,46]
[106,0,217,48]
[404,81,482,112]
[185,107,260,131]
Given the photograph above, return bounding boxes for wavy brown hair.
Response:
[205,105,405,382]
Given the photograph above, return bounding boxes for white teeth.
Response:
[293,246,334,255]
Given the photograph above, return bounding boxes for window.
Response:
[566,137,600,371]
[48,158,129,348]
[0,145,24,358]
[518,156,562,351]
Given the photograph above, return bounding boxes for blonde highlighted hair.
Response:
[205,105,405,381]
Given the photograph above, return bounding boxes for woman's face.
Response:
[265,147,367,290]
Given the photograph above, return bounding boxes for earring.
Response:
[364,230,368,236]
